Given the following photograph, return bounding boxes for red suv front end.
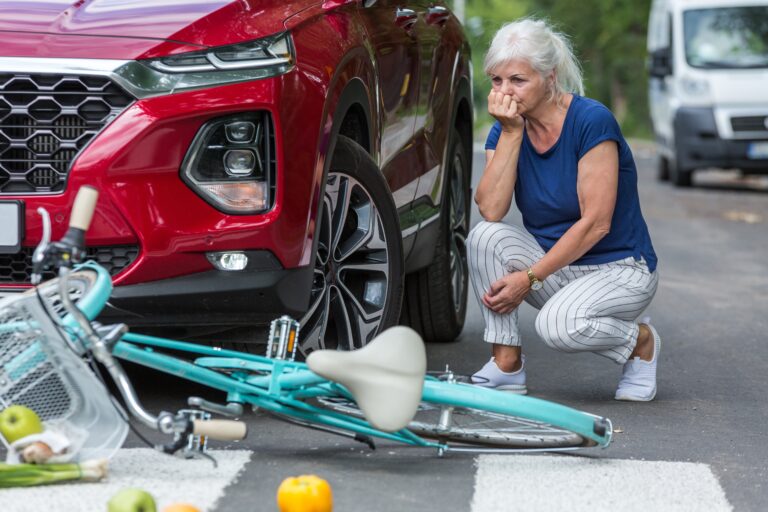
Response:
[0,2,350,326]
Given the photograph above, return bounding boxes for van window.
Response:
[683,6,768,69]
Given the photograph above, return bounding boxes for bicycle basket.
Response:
[0,292,128,461]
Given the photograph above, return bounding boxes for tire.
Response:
[670,154,693,187]
[299,136,404,354]
[657,155,670,181]
[401,128,470,343]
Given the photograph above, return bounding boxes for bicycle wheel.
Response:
[316,378,611,451]
[416,378,611,450]
[26,262,113,322]
[407,402,586,449]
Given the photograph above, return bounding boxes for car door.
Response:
[410,0,455,223]
[359,0,421,223]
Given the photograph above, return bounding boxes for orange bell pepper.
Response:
[276,474,333,512]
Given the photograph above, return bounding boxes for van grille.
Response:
[731,116,768,134]
[0,74,134,194]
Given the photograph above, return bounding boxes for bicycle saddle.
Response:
[306,326,426,433]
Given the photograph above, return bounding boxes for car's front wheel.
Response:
[299,136,404,354]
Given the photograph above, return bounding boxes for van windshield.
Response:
[684,6,768,68]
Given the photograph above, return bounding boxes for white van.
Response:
[647,0,768,186]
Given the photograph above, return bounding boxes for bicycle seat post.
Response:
[266,316,300,361]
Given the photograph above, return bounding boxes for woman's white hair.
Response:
[484,18,584,99]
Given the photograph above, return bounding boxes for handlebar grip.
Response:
[69,186,99,231]
[192,419,248,441]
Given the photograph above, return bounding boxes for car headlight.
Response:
[114,32,294,97]
[181,112,275,215]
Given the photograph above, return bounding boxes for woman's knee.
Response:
[467,221,528,259]
[535,307,595,353]
[535,306,575,352]
[467,221,498,252]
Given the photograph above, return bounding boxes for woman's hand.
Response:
[482,271,530,314]
[488,91,524,134]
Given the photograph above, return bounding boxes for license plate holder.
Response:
[0,201,24,253]
[747,141,768,160]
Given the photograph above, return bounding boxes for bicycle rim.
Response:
[315,397,589,450]
[408,402,587,449]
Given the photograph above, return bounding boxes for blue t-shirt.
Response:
[485,95,657,271]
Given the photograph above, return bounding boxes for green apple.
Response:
[0,404,44,443]
[108,488,157,512]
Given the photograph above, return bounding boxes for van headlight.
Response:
[181,112,275,214]
[680,77,710,96]
[115,32,294,97]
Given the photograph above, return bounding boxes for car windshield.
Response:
[683,6,768,68]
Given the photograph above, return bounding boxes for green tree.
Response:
[463,0,530,119]
[461,0,653,137]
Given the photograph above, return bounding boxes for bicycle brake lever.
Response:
[354,434,376,450]
[31,207,52,284]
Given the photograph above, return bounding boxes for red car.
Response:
[0,0,473,352]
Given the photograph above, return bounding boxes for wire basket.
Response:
[0,290,128,461]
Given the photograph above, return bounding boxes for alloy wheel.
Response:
[299,172,391,353]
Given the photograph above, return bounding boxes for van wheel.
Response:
[299,136,404,354]
[670,159,693,187]
[657,155,670,181]
[400,128,470,343]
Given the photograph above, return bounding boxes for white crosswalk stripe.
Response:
[471,454,732,512]
[2,449,251,512]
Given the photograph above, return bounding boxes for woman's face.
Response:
[489,59,553,116]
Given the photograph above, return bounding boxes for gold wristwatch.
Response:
[526,267,543,291]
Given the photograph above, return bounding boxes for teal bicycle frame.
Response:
[65,262,613,452]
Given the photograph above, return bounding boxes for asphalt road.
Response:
[120,141,768,511]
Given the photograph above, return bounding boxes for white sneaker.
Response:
[615,324,661,401]
[471,356,527,394]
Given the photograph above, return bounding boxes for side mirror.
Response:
[648,47,672,77]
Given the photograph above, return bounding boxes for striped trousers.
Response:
[467,221,659,364]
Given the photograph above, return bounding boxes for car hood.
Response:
[0,0,318,48]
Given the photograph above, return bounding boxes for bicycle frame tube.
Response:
[113,334,443,450]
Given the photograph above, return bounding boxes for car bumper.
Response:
[101,264,314,327]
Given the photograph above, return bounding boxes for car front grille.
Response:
[0,245,139,284]
[731,116,768,134]
[0,74,134,194]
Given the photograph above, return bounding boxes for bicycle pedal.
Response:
[174,409,211,453]
[266,316,300,360]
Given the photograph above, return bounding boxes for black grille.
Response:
[0,246,139,284]
[0,74,134,194]
[731,116,768,133]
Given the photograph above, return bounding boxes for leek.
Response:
[0,459,107,487]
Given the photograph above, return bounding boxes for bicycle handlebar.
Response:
[192,419,248,441]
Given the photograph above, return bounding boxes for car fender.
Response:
[298,52,378,266]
